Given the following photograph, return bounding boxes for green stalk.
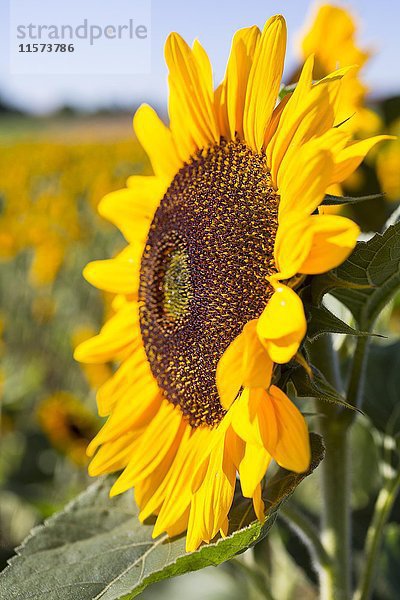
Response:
[316,401,351,600]
[353,470,400,600]
[309,335,351,600]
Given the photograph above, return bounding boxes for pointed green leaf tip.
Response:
[289,365,362,413]
[306,304,377,340]
[321,192,384,206]
[0,434,324,600]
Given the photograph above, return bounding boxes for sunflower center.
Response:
[139,139,279,428]
[162,244,192,322]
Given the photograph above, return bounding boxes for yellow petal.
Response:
[219,518,229,538]
[73,302,140,364]
[266,53,314,181]
[300,214,360,274]
[142,424,192,525]
[95,345,151,417]
[332,135,395,183]
[88,430,140,477]
[87,377,161,455]
[98,180,162,242]
[151,427,211,536]
[268,66,347,187]
[83,244,142,296]
[224,26,261,139]
[256,284,306,364]
[275,214,360,278]
[277,142,334,222]
[216,320,273,410]
[233,387,310,474]
[186,435,236,552]
[214,82,229,139]
[164,508,190,539]
[133,441,184,514]
[110,400,185,495]
[168,78,198,162]
[165,32,219,153]
[263,93,290,148]
[243,16,287,151]
[192,39,213,92]
[231,388,278,449]
[252,484,265,521]
[266,386,310,472]
[225,424,245,469]
[133,104,181,180]
[239,442,271,498]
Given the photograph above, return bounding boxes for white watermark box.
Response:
[9,0,151,74]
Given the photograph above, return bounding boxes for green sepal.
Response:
[321,193,384,206]
[310,271,372,307]
[278,83,296,100]
[306,304,381,340]
[288,364,362,413]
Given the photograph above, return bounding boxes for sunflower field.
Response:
[0,123,145,560]
[1,4,400,600]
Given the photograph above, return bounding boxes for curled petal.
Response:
[332,135,395,183]
[232,386,310,473]
[266,385,311,472]
[275,214,360,278]
[216,320,273,410]
[256,284,306,364]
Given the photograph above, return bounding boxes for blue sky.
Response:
[1,0,399,114]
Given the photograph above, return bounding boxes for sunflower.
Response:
[37,392,99,466]
[299,4,381,137]
[75,15,389,551]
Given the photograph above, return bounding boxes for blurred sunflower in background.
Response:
[37,392,99,466]
[75,14,390,551]
[298,3,381,138]
[295,3,397,226]
[376,118,400,202]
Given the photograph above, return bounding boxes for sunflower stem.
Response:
[309,335,352,600]
[316,402,351,600]
[353,470,400,600]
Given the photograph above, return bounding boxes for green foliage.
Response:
[311,222,400,329]
[306,304,371,340]
[288,365,359,412]
[0,435,324,600]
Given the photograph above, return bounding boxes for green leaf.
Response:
[311,222,400,329]
[289,365,360,412]
[306,305,373,340]
[310,271,370,308]
[363,341,400,438]
[321,193,384,206]
[0,434,324,600]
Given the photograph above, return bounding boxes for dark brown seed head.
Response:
[139,139,279,427]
